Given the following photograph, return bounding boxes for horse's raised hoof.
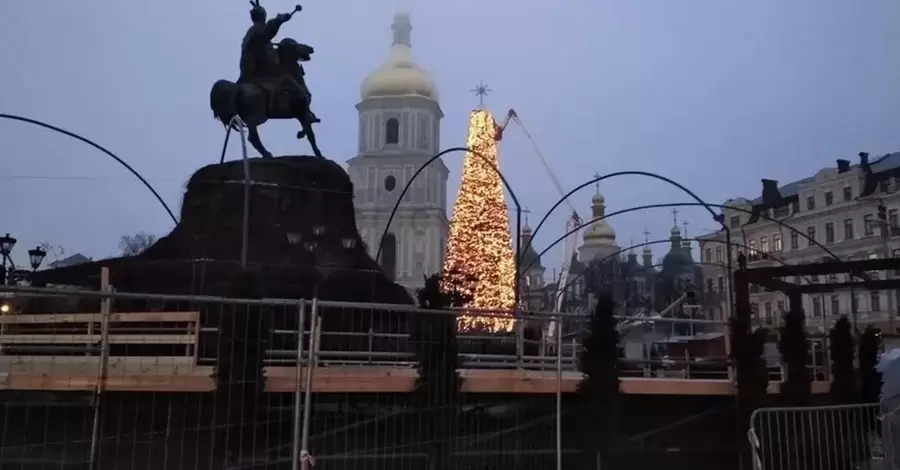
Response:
[296,131,306,140]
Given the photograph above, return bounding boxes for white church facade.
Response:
[346,12,449,290]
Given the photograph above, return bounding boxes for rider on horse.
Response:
[239,1,319,124]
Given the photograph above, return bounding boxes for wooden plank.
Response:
[0,364,834,394]
[0,312,200,325]
[0,334,196,345]
[0,371,215,392]
[264,367,832,395]
[0,356,201,375]
[265,366,417,393]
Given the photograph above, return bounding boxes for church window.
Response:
[416,114,429,150]
[384,175,396,192]
[385,118,400,144]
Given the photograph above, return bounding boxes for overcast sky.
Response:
[2,0,899,273]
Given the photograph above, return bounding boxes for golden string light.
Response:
[442,109,516,332]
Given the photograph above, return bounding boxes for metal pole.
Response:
[555,317,563,470]
[291,300,308,470]
[880,212,896,332]
[725,228,734,320]
[514,206,522,308]
[234,116,251,269]
[89,268,111,470]
[300,297,319,470]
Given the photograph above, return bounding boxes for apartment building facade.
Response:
[698,151,900,332]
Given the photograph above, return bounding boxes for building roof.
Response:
[745,151,900,205]
[47,253,91,269]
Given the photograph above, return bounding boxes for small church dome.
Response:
[584,192,616,244]
[360,13,439,101]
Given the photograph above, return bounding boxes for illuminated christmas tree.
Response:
[442,108,516,332]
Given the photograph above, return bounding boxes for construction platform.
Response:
[0,310,830,395]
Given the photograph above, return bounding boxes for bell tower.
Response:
[346,12,448,290]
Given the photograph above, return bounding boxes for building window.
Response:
[706,279,713,292]
[844,218,854,240]
[807,226,816,246]
[777,300,785,314]
[717,276,724,292]
[791,200,800,214]
[882,179,892,193]
[749,239,757,253]
[705,248,711,262]
[843,186,853,201]
[807,195,816,211]
[864,214,874,236]
[773,234,782,252]
[716,246,722,262]
[790,231,799,250]
[872,291,882,312]
[383,175,396,192]
[825,222,835,244]
[764,302,773,321]
[890,209,899,228]
[760,236,769,253]
[730,215,741,229]
[385,118,400,144]
[813,297,822,317]
[852,294,859,313]
[831,295,840,315]
[825,191,834,206]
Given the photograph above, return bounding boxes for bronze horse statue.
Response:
[209,38,323,159]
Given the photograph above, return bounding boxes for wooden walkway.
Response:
[0,310,830,395]
[0,359,830,395]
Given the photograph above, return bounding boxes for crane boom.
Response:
[510,113,579,218]
[505,110,583,343]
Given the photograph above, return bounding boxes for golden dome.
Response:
[584,191,616,245]
[359,13,439,101]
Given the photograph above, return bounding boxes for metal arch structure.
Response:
[0,113,178,225]
[521,202,849,277]
[519,171,734,314]
[551,237,798,305]
[373,146,523,304]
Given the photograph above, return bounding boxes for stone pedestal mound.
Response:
[34,155,412,305]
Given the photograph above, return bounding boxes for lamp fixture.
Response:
[286,232,303,245]
[28,246,47,270]
[0,233,16,257]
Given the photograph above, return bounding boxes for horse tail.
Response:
[210,79,238,126]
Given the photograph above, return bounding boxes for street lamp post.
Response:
[0,233,17,285]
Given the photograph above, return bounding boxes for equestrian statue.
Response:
[210,1,323,159]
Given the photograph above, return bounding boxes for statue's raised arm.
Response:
[240,2,303,82]
[251,2,302,44]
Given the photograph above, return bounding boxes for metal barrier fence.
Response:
[0,284,728,470]
[749,402,897,470]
